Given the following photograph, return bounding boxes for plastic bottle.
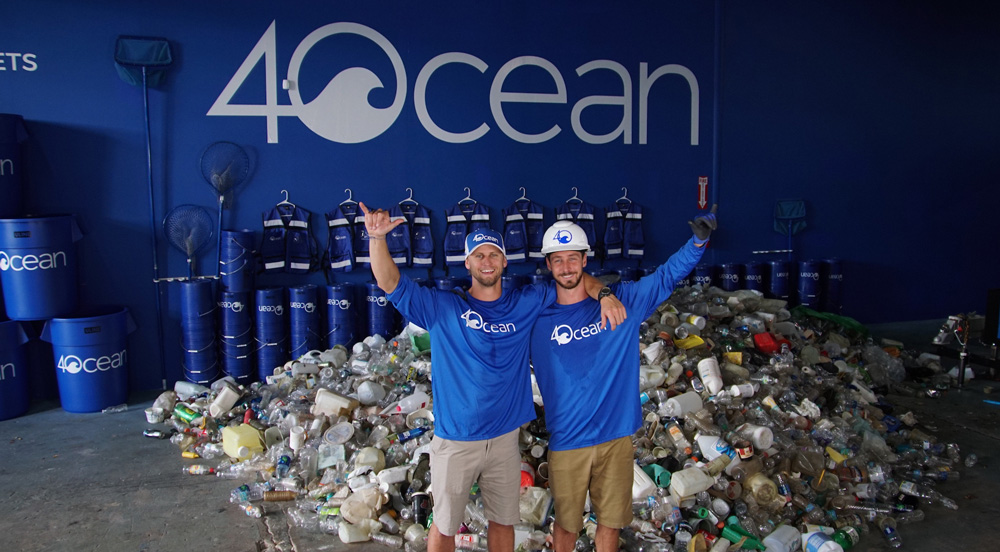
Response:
[830,526,861,550]
[371,531,405,548]
[898,480,959,510]
[665,420,693,456]
[697,357,724,395]
[238,501,264,518]
[659,391,704,418]
[800,531,843,552]
[230,483,266,503]
[181,464,216,475]
[395,390,430,414]
[875,516,901,548]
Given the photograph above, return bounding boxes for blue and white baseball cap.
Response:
[464,228,506,259]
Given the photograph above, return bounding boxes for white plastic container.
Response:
[736,423,774,450]
[762,523,800,552]
[695,434,735,462]
[632,462,657,500]
[668,466,715,498]
[659,390,703,418]
[697,357,724,395]
[801,531,844,552]
[208,380,242,418]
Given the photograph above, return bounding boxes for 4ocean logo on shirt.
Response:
[461,309,516,333]
[550,321,605,345]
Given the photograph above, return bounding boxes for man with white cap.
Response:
[529,205,718,552]
[360,202,625,552]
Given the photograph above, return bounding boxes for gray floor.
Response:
[1,319,998,552]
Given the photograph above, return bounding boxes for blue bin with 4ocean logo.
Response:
[0,215,83,320]
[41,307,135,413]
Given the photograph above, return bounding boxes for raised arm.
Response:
[581,272,626,331]
[360,202,405,294]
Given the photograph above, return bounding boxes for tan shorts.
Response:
[429,428,521,536]
[548,436,634,533]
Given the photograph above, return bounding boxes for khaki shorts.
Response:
[429,429,521,536]
[548,436,634,533]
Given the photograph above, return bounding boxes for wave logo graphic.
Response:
[209,21,406,144]
[551,324,573,345]
[553,229,573,244]
[461,309,484,330]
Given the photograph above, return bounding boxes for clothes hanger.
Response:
[516,187,529,202]
[399,187,419,205]
[566,186,582,204]
[278,189,296,208]
[459,186,476,204]
[340,188,357,205]
[617,187,632,204]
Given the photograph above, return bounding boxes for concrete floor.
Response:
[1,318,998,552]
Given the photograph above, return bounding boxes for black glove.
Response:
[688,204,718,244]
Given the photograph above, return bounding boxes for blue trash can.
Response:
[0,215,83,320]
[720,263,743,292]
[694,264,715,288]
[326,284,356,349]
[289,284,320,358]
[768,261,791,301]
[797,260,824,309]
[745,262,766,293]
[219,229,256,293]
[0,319,30,420]
[366,281,396,340]
[41,307,135,413]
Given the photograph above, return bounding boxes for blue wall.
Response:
[2,0,998,394]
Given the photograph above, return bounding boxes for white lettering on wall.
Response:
[208,21,700,146]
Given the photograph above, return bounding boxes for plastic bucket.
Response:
[823,258,843,314]
[0,215,83,320]
[720,263,743,292]
[768,261,791,300]
[255,287,286,340]
[219,291,252,338]
[40,307,135,413]
[694,264,715,288]
[674,270,693,288]
[797,260,824,309]
[256,342,287,381]
[0,114,27,218]
[744,262,766,293]
[219,229,256,293]
[289,284,320,357]
[179,279,216,322]
[366,281,396,340]
[326,284,356,349]
[0,319,30,420]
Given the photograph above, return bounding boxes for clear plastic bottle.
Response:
[898,480,959,510]
[875,516,902,548]
[230,482,266,503]
[238,501,264,518]
[181,464,216,475]
[371,531,405,548]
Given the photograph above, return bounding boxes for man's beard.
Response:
[472,270,502,288]
[554,271,583,290]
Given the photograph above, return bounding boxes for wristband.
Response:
[693,235,709,246]
[369,236,385,241]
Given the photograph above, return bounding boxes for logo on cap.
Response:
[554,229,573,244]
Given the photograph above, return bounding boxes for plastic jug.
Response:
[669,466,715,498]
[762,524,800,552]
[659,391,703,418]
[632,462,657,499]
[221,423,264,460]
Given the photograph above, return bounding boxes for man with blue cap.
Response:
[360,202,625,552]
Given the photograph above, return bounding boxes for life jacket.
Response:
[502,199,545,263]
[604,201,645,260]
[386,203,434,267]
[325,203,359,272]
[444,202,491,266]
[261,204,317,273]
[555,201,597,258]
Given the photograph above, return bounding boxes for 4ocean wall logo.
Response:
[208,21,701,145]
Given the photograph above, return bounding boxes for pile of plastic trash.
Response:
[144,284,975,552]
